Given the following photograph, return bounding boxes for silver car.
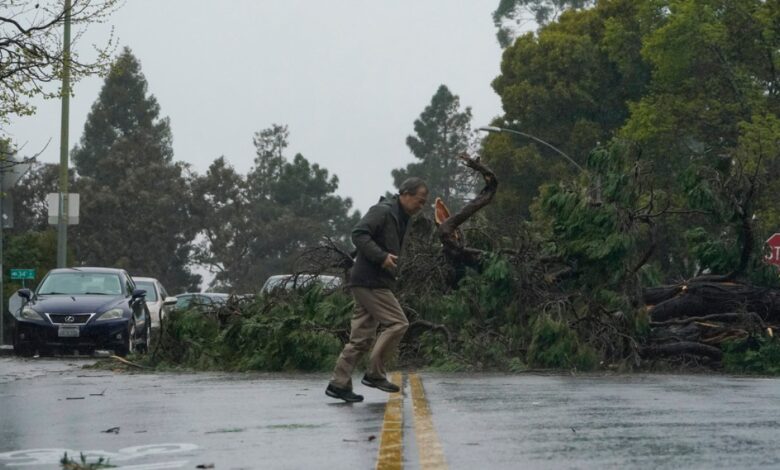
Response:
[261,274,343,294]
[132,277,177,328]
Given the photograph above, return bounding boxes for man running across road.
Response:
[326,177,429,402]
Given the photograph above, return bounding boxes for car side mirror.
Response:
[163,296,177,306]
[18,288,32,301]
[132,288,147,299]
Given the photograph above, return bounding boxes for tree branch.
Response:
[436,154,498,265]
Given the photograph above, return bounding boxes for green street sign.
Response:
[10,268,35,280]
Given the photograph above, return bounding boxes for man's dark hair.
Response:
[398,177,428,196]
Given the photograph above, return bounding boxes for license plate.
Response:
[58,326,80,338]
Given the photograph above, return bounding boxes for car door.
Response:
[125,274,148,334]
[147,281,161,325]
[157,281,170,320]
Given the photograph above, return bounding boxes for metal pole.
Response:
[0,175,4,345]
[57,0,72,268]
[478,126,584,173]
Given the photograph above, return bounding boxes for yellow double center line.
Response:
[375,372,448,470]
[376,371,404,469]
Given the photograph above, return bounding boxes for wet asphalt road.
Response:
[0,358,386,469]
[2,357,780,469]
[422,374,780,469]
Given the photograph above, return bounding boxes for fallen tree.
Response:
[141,147,780,375]
[640,278,780,366]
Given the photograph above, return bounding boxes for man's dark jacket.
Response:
[349,196,409,290]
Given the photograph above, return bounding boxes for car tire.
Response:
[13,341,33,357]
[12,329,34,357]
[137,322,151,354]
[116,322,136,357]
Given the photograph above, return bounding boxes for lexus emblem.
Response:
[65,315,75,323]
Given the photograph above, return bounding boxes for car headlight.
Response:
[20,307,44,321]
[97,308,125,321]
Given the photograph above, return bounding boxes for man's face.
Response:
[400,188,429,215]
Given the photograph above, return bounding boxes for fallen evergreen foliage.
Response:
[147,256,614,373]
[723,336,780,375]
[148,288,352,371]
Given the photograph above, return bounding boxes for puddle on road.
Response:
[205,427,246,434]
[204,423,327,434]
[0,443,199,468]
[261,423,326,430]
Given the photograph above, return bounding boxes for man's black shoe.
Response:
[361,375,400,393]
[326,384,364,402]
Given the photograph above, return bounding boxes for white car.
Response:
[132,277,177,328]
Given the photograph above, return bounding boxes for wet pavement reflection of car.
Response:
[10,267,151,357]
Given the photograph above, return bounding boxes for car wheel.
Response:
[146,322,152,350]
[117,322,135,357]
[13,341,33,357]
[138,322,151,354]
[12,330,34,357]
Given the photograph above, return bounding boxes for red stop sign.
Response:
[766,233,780,266]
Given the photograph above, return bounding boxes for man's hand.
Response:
[382,254,398,271]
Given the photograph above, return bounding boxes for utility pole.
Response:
[0,174,4,344]
[0,160,30,346]
[57,0,72,268]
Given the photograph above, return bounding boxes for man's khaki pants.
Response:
[330,287,409,389]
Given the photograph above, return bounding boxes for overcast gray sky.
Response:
[7,0,508,215]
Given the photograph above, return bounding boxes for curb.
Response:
[0,345,14,356]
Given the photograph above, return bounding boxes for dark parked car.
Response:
[10,267,151,357]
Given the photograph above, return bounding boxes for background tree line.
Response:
[3,47,475,297]
[6,0,780,299]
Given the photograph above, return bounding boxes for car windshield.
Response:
[38,272,123,296]
[262,274,341,293]
[207,294,229,305]
[135,281,158,301]
[175,294,227,311]
[262,275,308,292]
[175,295,192,309]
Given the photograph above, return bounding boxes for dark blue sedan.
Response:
[10,267,151,357]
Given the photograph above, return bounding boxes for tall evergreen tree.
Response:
[249,124,288,199]
[71,48,200,292]
[392,85,474,210]
[191,157,252,291]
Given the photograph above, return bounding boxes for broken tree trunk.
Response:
[641,278,780,364]
[645,281,780,322]
[436,154,498,267]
